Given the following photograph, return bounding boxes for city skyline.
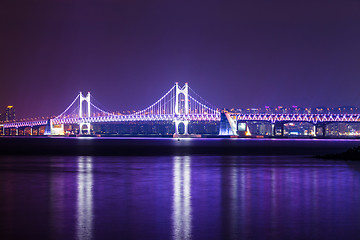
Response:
[1,0,360,118]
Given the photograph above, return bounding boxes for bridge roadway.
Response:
[2,120,48,128]
[1,114,221,128]
[52,113,221,124]
[2,113,360,136]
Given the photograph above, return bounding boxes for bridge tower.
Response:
[175,82,189,115]
[174,82,189,135]
[79,92,91,134]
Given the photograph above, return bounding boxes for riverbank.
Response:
[317,146,360,161]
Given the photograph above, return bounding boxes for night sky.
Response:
[1,0,360,118]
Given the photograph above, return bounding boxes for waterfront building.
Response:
[5,106,15,122]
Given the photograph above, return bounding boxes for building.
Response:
[5,106,15,122]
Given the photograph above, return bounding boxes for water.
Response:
[1,152,360,239]
[1,137,360,156]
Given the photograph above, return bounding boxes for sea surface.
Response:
[1,139,360,240]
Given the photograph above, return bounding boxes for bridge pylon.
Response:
[174,82,190,136]
[174,119,189,135]
[175,82,189,115]
[79,92,91,134]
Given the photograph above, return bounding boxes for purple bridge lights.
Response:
[1,82,360,137]
[1,83,221,136]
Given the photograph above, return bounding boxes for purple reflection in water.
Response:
[172,156,192,240]
[77,156,93,240]
[0,155,360,239]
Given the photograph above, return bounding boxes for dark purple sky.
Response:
[1,0,360,118]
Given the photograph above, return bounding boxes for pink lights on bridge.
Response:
[3,83,221,130]
[4,83,360,131]
[3,120,48,128]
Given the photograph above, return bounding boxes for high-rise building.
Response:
[5,106,15,121]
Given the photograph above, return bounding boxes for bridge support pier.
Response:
[273,123,284,137]
[314,123,326,137]
[32,127,37,135]
[37,126,43,135]
[174,120,189,136]
[313,125,316,137]
[79,123,91,135]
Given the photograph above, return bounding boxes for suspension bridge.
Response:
[1,83,221,136]
[2,82,360,137]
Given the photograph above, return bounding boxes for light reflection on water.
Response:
[0,155,360,239]
[230,160,238,240]
[172,156,192,240]
[77,156,93,240]
[50,158,65,239]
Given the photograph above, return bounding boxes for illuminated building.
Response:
[5,106,15,122]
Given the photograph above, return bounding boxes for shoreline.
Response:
[317,146,360,161]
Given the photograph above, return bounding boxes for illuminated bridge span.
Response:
[234,113,360,124]
[4,120,48,128]
[2,83,220,135]
[3,82,360,137]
